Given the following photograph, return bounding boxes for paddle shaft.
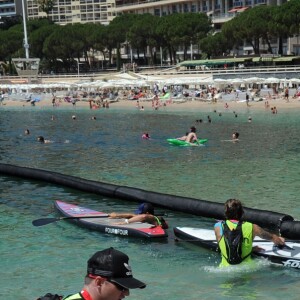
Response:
[32,215,108,227]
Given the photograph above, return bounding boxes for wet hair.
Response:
[37,136,45,143]
[233,132,239,139]
[224,199,244,220]
[142,203,154,214]
[190,126,196,133]
[136,202,154,215]
[159,216,169,229]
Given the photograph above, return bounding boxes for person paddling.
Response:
[214,198,285,267]
[109,202,168,229]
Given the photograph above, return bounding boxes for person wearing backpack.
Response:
[214,198,285,267]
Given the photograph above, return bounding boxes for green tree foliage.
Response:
[43,24,86,72]
[1,1,298,73]
[200,33,231,58]
[107,14,139,69]
[127,14,160,65]
[0,28,23,73]
[36,0,56,17]
[222,6,274,55]
[28,19,57,59]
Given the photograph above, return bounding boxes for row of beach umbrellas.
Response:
[1,76,300,93]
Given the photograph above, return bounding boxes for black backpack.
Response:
[222,221,244,265]
[36,293,63,300]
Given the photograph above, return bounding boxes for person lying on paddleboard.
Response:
[214,198,285,267]
[109,202,168,229]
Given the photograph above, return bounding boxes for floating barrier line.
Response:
[0,163,299,239]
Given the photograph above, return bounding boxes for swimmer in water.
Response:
[37,136,51,143]
[142,132,150,139]
[232,132,239,142]
[24,129,30,135]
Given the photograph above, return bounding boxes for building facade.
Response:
[26,0,288,26]
[25,0,300,57]
[26,0,116,25]
[0,0,22,18]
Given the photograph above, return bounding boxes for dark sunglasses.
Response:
[107,279,127,292]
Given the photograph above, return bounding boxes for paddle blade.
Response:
[32,217,59,227]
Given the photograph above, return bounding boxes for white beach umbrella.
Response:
[231,78,245,84]
[289,78,300,83]
[263,77,280,84]
[244,77,264,84]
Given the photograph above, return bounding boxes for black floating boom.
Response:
[0,163,298,239]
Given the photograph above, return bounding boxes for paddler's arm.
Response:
[214,225,222,242]
[109,212,136,219]
[114,214,157,225]
[194,134,200,145]
[253,224,285,246]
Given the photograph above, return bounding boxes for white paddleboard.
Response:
[174,227,300,270]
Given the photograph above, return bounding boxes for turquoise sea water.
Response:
[1,104,300,300]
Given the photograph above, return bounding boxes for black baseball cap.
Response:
[87,247,146,289]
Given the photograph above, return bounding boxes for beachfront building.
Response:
[24,0,299,64]
[111,0,294,57]
[25,0,297,56]
[26,0,116,25]
[26,0,288,27]
[0,0,22,18]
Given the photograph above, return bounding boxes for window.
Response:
[293,46,300,56]
[154,8,160,16]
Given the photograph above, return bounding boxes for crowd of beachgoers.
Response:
[1,75,300,112]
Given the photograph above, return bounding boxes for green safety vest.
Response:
[218,221,253,267]
[63,293,83,300]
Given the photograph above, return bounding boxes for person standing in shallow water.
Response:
[214,199,285,267]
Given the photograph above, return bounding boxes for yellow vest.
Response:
[218,221,253,267]
[63,293,82,300]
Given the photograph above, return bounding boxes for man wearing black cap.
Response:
[63,247,146,300]
[108,202,168,229]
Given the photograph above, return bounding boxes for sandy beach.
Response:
[1,71,300,112]
[1,92,300,112]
